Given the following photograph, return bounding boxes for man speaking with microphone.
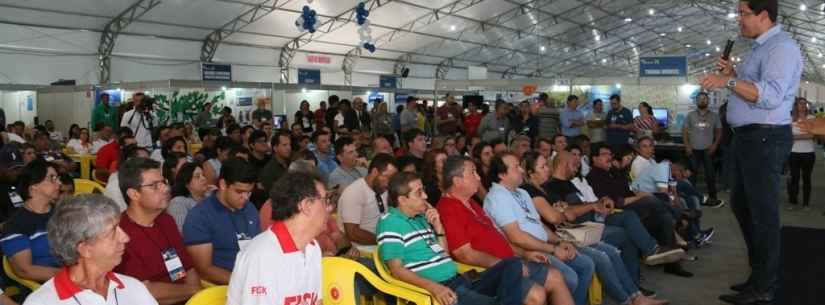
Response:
[699,1,801,305]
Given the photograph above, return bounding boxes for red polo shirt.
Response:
[436,196,515,259]
[95,141,120,180]
[115,213,194,283]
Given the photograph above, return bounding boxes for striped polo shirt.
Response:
[376,207,457,283]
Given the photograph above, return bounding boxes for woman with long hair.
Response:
[66,128,92,154]
[371,101,394,138]
[471,141,494,200]
[294,100,315,133]
[633,102,660,138]
[66,124,81,143]
[787,98,816,211]
[421,149,448,205]
[168,162,211,232]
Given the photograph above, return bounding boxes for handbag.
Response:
[556,221,605,247]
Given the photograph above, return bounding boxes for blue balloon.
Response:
[302,5,310,13]
[363,42,376,53]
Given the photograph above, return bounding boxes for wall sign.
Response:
[298,69,321,85]
[639,56,688,77]
[379,75,397,89]
[202,63,232,81]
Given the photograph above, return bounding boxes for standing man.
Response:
[251,97,273,127]
[535,93,560,141]
[605,94,633,149]
[682,92,724,208]
[400,97,419,133]
[121,94,157,149]
[436,95,463,136]
[699,1,801,304]
[559,95,585,138]
[587,99,607,146]
[92,92,118,131]
[477,101,511,143]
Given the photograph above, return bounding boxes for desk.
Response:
[68,154,96,180]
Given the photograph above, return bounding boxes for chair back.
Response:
[3,256,41,291]
[185,285,227,305]
[323,257,431,305]
[74,179,105,195]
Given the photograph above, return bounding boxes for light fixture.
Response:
[601,58,608,64]
[813,36,818,43]
[450,25,456,31]
[540,45,546,52]
[624,17,632,22]
[221,86,227,91]
[705,53,710,57]
[706,39,712,45]
[615,83,622,89]
[677,26,683,32]
[648,8,655,15]
[301,88,307,93]
[727,12,736,19]
[819,52,823,58]
[595,35,601,42]
[659,33,666,37]
[715,45,721,52]
[822,64,825,68]
[800,3,807,11]
[366,91,372,95]
[685,44,692,48]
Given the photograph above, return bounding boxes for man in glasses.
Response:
[228,171,328,305]
[183,158,261,285]
[337,153,397,249]
[116,157,202,304]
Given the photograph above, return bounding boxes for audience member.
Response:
[310,130,337,177]
[535,93,561,140]
[787,97,815,211]
[103,145,150,211]
[91,92,119,130]
[168,162,210,233]
[202,136,235,185]
[403,128,427,170]
[587,99,607,145]
[66,128,92,154]
[337,153,397,248]
[463,101,483,139]
[259,130,292,192]
[633,103,659,138]
[478,101,511,143]
[682,92,723,207]
[560,95,585,138]
[328,137,367,190]
[246,130,271,170]
[605,95,633,147]
[92,124,113,154]
[95,127,134,182]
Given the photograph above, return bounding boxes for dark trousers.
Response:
[787,152,815,206]
[729,125,792,294]
[689,149,718,199]
[620,195,677,248]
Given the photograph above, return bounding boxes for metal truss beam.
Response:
[201,0,289,63]
[279,0,392,83]
[436,58,454,80]
[98,0,162,84]
[392,54,412,86]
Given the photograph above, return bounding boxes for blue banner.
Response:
[639,56,687,77]
[379,75,397,89]
[202,63,232,81]
[298,69,321,85]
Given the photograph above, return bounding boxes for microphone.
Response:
[721,39,735,62]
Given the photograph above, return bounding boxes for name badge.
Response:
[697,122,708,129]
[237,233,252,251]
[162,248,187,281]
[44,155,55,162]
[447,113,454,119]
[9,191,22,208]
[498,126,506,132]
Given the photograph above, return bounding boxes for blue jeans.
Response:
[603,211,658,284]
[548,252,595,305]
[729,125,792,294]
[443,257,532,305]
[578,242,640,305]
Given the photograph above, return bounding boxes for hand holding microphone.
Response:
[716,39,736,77]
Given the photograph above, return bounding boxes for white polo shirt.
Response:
[23,267,157,305]
[227,221,322,305]
[337,178,388,237]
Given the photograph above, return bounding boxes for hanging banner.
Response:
[298,69,321,85]
[379,75,397,89]
[639,56,687,77]
[201,63,232,81]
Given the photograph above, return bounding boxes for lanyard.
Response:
[72,288,119,305]
[444,194,489,226]
[374,192,386,214]
[404,217,437,245]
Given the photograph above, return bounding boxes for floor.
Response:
[619,150,825,305]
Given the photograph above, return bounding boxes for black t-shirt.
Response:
[248,153,271,174]
[543,178,583,204]
[424,181,441,206]
[521,183,562,204]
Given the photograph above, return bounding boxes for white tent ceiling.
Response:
[1,0,823,81]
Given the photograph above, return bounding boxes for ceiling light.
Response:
[727,12,736,19]
[705,53,710,57]
[677,26,683,32]
[221,86,227,91]
[821,64,825,68]
[706,39,712,45]
[601,58,608,64]
[715,46,721,52]
[595,35,601,42]
[615,83,622,89]
[813,36,818,42]
[659,33,666,37]
[624,17,632,22]
[800,4,807,11]
[540,45,546,52]
[685,44,692,48]
[450,25,456,31]
[648,8,655,15]
[366,91,372,95]
[819,52,823,58]
[301,88,307,93]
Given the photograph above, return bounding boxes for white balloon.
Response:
[362,19,370,28]
[307,0,313,3]
[296,16,305,26]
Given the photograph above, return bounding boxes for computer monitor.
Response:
[632,107,669,128]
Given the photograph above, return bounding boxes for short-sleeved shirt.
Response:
[95,142,120,180]
[182,194,261,272]
[483,183,548,242]
[630,156,655,180]
[337,178,388,238]
[327,166,367,190]
[0,208,58,267]
[23,268,158,305]
[684,110,721,150]
[560,108,584,137]
[115,213,194,283]
[312,149,338,178]
[586,167,635,207]
[463,112,483,138]
[588,112,606,143]
[605,107,633,145]
[227,222,322,305]
[436,196,515,259]
[436,104,463,135]
[377,207,457,283]
[167,196,197,233]
[543,179,584,205]
[91,104,118,130]
[631,161,671,193]
[400,109,419,132]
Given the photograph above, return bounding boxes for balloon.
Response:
[362,19,370,28]
[296,16,304,26]
[302,5,310,13]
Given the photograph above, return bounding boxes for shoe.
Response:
[663,263,693,278]
[644,247,686,266]
[730,281,751,292]
[700,227,715,242]
[719,290,774,305]
[638,286,657,298]
[703,198,726,208]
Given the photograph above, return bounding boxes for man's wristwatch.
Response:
[726,78,737,90]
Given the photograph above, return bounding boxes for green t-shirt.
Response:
[91,104,118,130]
[377,207,457,283]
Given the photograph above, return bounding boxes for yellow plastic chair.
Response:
[589,275,603,305]
[91,169,107,186]
[185,285,227,305]
[455,262,485,274]
[73,179,105,195]
[3,256,41,291]
[201,280,217,288]
[323,257,431,305]
[372,252,443,304]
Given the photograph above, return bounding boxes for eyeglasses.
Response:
[139,179,169,190]
[45,174,60,183]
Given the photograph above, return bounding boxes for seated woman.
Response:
[151,136,189,164]
[24,194,157,305]
[421,149,447,206]
[521,151,673,305]
[168,162,212,233]
[66,128,92,155]
[1,159,62,282]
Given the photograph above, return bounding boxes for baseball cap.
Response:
[0,144,24,169]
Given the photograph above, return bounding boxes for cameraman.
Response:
[120,92,158,149]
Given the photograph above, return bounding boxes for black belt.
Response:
[731,124,789,134]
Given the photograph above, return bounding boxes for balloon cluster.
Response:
[355,2,376,53]
[295,5,317,33]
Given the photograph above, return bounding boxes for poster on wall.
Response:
[26,96,33,111]
[96,89,123,106]
[298,69,321,85]
[639,56,688,77]
[202,63,232,82]
[379,75,397,89]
